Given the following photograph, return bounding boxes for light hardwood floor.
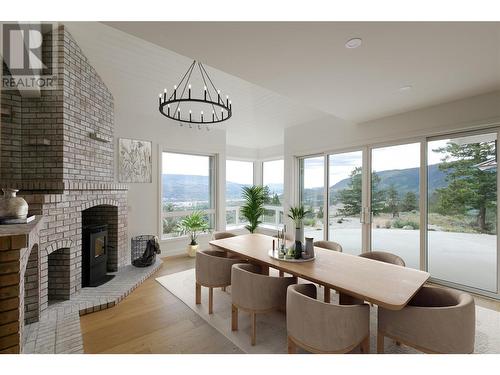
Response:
[81,255,500,354]
[80,256,242,354]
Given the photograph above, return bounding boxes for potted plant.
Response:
[240,185,269,233]
[176,211,210,257]
[287,205,311,258]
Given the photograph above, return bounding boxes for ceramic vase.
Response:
[304,237,315,259]
[0,188,28,221]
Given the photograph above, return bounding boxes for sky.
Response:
[162,135,495,189]
[303,140,451,188]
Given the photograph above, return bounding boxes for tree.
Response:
[386,185,400,218]
[434,140,496,232]
[338,167,385,216]
[317,205,324,219]
[401,192,418,212]
[270,192,281,206]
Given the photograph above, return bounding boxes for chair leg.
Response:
[231,304,238,331]
[287,336,297,354]
[195,283,201,305]
[251,312,257,346]
[221,286,226,292]
[377,331,384,354]
[261,266,269,276]
[208,287,213,314]
[324,287,331,303]
[360,335,370,354]
[395,340,401,346]
[279,270,284,277]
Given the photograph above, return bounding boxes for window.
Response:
[262,159,284,227]
[328,151,363,255]
[161,152,215,239]
[226,160,254,227]
[371,143,420,268]
[428,133,497,292]
[299,156,325,241]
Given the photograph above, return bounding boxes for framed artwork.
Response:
[118,138,152,183]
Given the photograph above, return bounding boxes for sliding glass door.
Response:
[297,127,500,298]
[371,143,421,269]
[427,132,498,293]
[299,156,325,241]
[328,151,364,255]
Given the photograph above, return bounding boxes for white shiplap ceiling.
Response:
[64,22,328,148]
[105,22,500,123]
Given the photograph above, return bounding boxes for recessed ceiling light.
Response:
[345,38,362,49]
[399,85,413,92]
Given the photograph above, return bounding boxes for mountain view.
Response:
[302,164,449,204]
[162,174,283,202]
[162,165,448,203]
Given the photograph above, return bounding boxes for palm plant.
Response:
[176,211,210,245]
[240,185,269,233]
[288,205,311,228]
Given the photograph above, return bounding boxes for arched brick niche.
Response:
[24,244,40,324]
[47,247,71,301]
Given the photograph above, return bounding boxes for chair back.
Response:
[313,240,343,252]
[195,249,242,287]
[231,263,296,312]
[359,251,405,266]
[213,231,236,240]
[287,283,369,353]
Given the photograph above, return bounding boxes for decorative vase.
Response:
[294,225,304,246]
[0,188,28,221]
[294,240,302,259]
[304,237,315,259]
[187,244,199,258]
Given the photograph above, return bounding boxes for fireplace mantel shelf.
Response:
[0,216,44,237]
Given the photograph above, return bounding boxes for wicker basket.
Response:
[131,235,159,267]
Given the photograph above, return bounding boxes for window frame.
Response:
[225,159,255,229]
[159,148,218,241]
[261,158,285,229]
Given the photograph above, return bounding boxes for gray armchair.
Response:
[287,283,370,353]
[231,263,297,345]
[195,249,244,314]
[377,285,475,353]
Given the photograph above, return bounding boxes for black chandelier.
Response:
[158,60,232,129]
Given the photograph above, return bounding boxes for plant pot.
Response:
[187,244,199,258]
[0,188,28,221]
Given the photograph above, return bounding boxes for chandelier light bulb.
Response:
[217,89,221,94]
[189,109,192,114]
[174,85,177,90]
[201,111,204,115]
[178,108,181,112]
[164,88,167,93]
[188,84,191,89]
[204,85,207,91]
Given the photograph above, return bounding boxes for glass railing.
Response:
[226,205,284,228]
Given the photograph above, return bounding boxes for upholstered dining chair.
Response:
[195,249,244,314]
[210,231,244,262]
[212,231,237,240]
[231,263,297,345]
[286,283,370,354]
[377,285,475,353]
[313,240,343,252]
[359,251,405,266]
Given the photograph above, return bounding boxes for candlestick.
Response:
[174,85,177,100]
[188,84,191,99]
[201,110,204,122]
[204,85,207,100]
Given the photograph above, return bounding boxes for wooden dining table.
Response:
[209,233,430,310]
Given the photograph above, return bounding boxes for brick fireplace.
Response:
[0,25,128,352]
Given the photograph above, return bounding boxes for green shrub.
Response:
[392,219,419,230]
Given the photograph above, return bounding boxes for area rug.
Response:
[156,269,500,354]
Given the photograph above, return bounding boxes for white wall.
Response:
[284,90,500,221]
